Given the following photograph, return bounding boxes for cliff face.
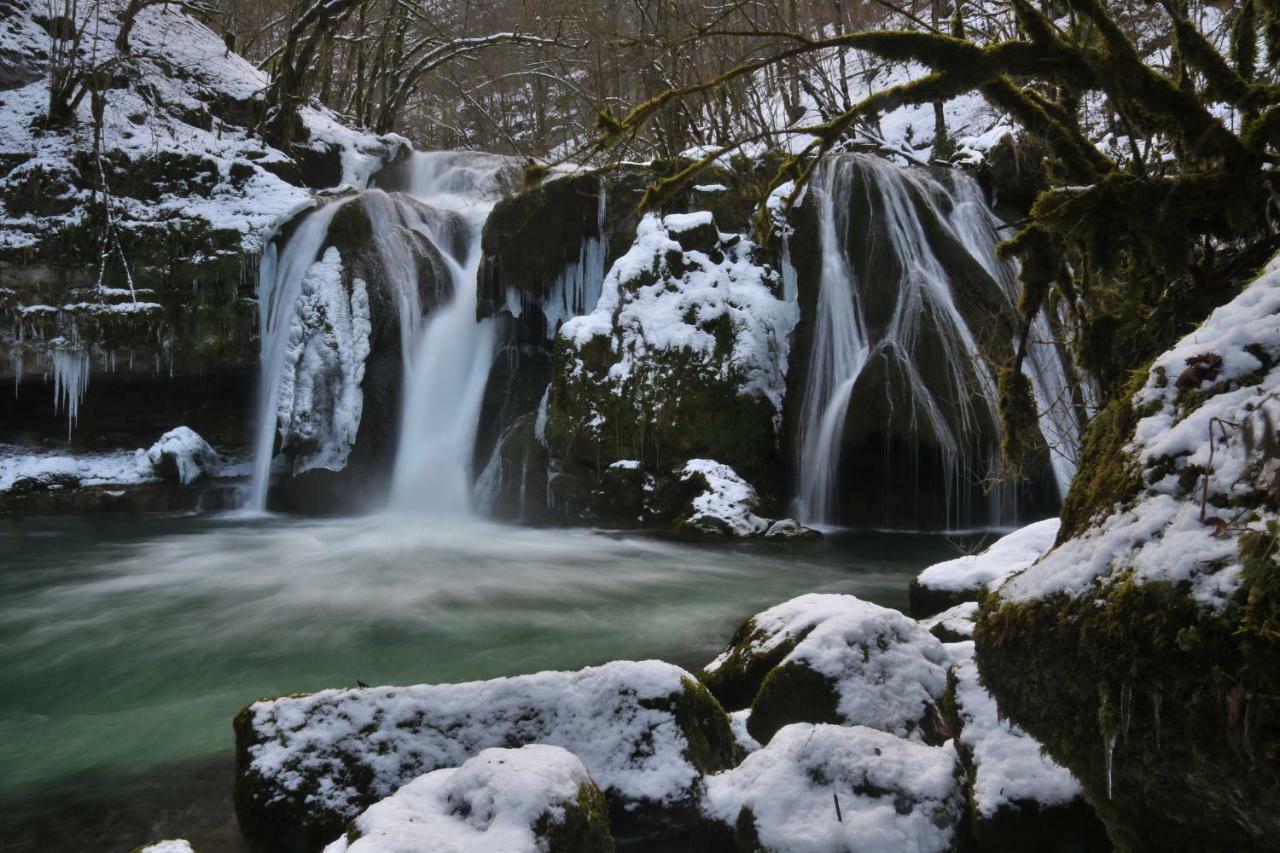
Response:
[0,0,403,449]
[976,254,1280,851]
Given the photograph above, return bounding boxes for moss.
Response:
[648,677,741,772]
[1056,368,1151,542]
[997,366,1039,478]
[698,616,814,711]
[533,781,616,853]
[746,661,841,745]
[976,574,1280,852]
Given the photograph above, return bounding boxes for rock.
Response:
[907,519,1059,617]
[920,601,979,643]
[702,723,965,853]
[322,745,613,853]
[943,659,1107,853]
[976,254,1280,850]
[761,518,821,541]
[234,660,737,853]
[545,212,794,495]
[673,459,769,538]
[134,843,196,853]
[699,594,949,745]
[145,427,220,484]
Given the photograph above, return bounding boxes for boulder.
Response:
[145,427,220,484]
[698,594,949,745]
[545,212,795,495]
[702,723,965,853]
[976,254,1280,850]
[234,660,737,852]
[908,519,1059,618]
[322,745,613,853]
[920,601,979,643]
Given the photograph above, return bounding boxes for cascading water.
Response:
[248,151,516,513]
[793,153,1084,528]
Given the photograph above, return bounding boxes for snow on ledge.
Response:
[915,519,1059,593]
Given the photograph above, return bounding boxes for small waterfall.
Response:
[387,152,513,513]
[793,159,869,525]
[248,202,344,510]
[248,151,515,512]
[793,154,1083,527]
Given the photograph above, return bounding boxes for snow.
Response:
[323,745,597,853]
[729,709,762,754]
[680,459,769,536]
[703,723,963,853]
[705,594,949,739]
[920,601,979,640]
[146,426,221,485]
[0,444,153,492]
[1001,254,1280,606]
[243,660,711,824]
[559,212,796,430]
[275,248,372,476]
[137,842,195,853]
[915,519,1060,593]
[949,659,1081,817]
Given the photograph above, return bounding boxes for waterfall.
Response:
[248,151,515,513]
[387,152,512,513]
[793,154,1083,528]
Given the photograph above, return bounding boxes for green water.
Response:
[0,512,977,850]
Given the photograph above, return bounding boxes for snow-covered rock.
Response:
[234,660,736,852]
[908,519,1059,617]
[944,659,1095,847]
[0,444,154,493]
[145,427,221,484]
[545,211,796,488]
[322,745,612,853]
[676,459,769,537]
[136,843,195,853]
[700,594,949,744]
[703,723,964,853]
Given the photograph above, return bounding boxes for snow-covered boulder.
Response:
[145,427,220,484]
[702,723,965,853]
[908,519,1059,617]
[700,594,949,745]
[977,255,1280,849]
[322,745,612,853]
[134,843,195,853]
[675,459,769,537]
[943,660,1105,851]
[234,660,736,852]
[544,211,796,492]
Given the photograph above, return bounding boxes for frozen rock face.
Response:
[699,594,949,745]
[234,660,736,852]
[977,254,1280,850]
[545,211,796,497]
[0,0,405,448]
[145,426,220,484]
[908,519,1059,617]
[702,723,965,853]
[322,745,613,853]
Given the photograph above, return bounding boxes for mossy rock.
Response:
[745,661,842,744]
[976,577,1280,852]
[908,577,984,619]
[699,616,816,712]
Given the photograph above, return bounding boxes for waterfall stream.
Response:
[793,154,1084,527]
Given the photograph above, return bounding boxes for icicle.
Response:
[12,351,21,398]
[1104,732,1117,800]
[51,347,90,439]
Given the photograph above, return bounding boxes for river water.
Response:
[0,512,978,851]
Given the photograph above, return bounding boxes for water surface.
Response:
[0,512,980,850]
